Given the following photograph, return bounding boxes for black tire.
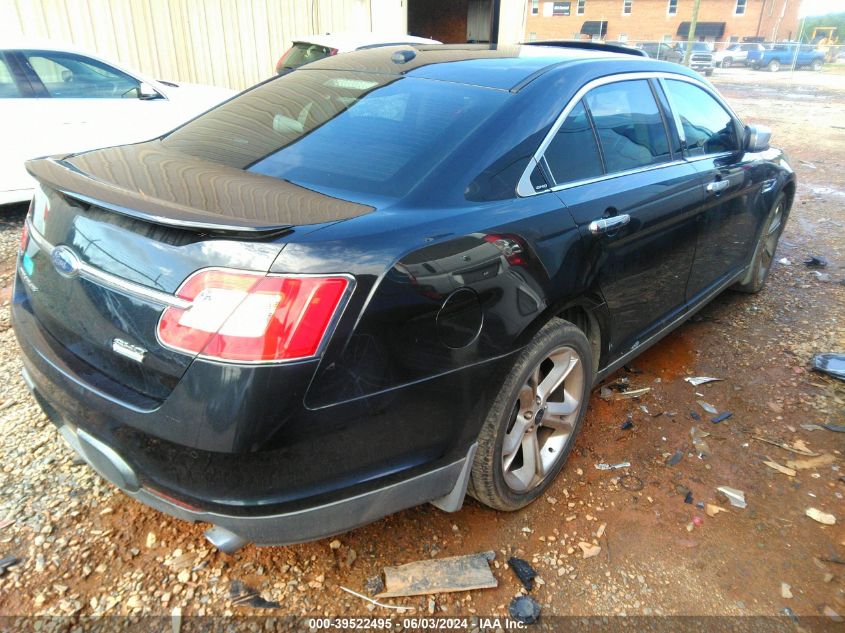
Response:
[811,59,822,71]
[733,193,787,294]
[768,59,781,72]
[468,318,593,511]
[722,57,733,68]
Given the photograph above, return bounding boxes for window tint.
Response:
[22,51,139,99]
[164,72,506,200]
[279,43,333,69]
[664,80,738,156]
[544,100,603,184]
[0,57,21,98]
[584,80,671,173]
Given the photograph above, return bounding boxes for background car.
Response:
[274,32,440,72]
[713,42,767,67]
[0,42,235,206]
[673,41,715,75]
[636,41,683,63]
[747,43,825,71]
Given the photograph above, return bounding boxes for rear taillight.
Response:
[275,48,292,74]
[157,268,351,363]
[19,220,29,252]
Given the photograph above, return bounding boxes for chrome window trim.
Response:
[25,219,192,309]
[516,71,742,198]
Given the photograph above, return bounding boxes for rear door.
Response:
[0,51,41,198]
[542,77,703,358]
[660,78,760,302]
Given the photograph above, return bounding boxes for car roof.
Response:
[293,32,441,52]
[304,43,697,91]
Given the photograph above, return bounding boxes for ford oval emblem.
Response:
[51,245,81,278]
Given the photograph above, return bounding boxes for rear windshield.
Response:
[163,70,507,200]
[280,42,333,69]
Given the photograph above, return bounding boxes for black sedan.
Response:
[13,44,794,552]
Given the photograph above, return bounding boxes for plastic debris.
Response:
[507,557,537,591]
[577,542,601,559]
[365,575,386,596]
[763,460,797,477]
[340,586,409,612]
[508,596,541,624]
[684,377,722,386]
[787,453,836,471]
[620,417,634,430]
[750,434,818,456]
[689,410,701,421]
[711,411,733,424]
[595,462,630,471]
[692,516,703,527]
[778,257,791,265]
[691,427,711,459]
[613,387,651,400]
[803,255,829,268]
[805,508,836,525]
[377,551,497,598]
[716,486,747,509]
[697,400,718,415]
[781,583,793,599]
[823,606,843,623]
[684,491,693,504]
[0,555,20,576]
[666,450,683,466]
[811,353,845,381]
[705,503,727,517]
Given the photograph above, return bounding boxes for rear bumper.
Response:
[26,376,474,546]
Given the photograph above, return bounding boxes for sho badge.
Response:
[112,338,147,363]
[51,245,81,279]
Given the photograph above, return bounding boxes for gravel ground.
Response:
[0,71,843,625]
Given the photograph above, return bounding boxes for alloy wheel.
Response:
[758,201,784,280]
[501,345,585,492]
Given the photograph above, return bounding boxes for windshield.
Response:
[163,70,507,200]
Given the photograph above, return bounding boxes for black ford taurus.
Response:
[13,44,794,552]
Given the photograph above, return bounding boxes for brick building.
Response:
[523,0,802,46]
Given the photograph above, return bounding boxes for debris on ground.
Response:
[805,508,836,526]
[786,453,836,471]
[0,555,20,576]
[697,400,718,415]
[763,460,797,477]
[610,387,651,400]
[229,580,281,609]
[508,596,541,624]
[716,486,747,509]
[705,503,727,517]
[595,461,630,471]
[711,412,733,424]
[811,353,845,381]
[691,427,711,459]
[781,583,793,599]
[619,417,634,430]
[778,257,792,265]
[803,255,829,268]
[750,434,818,456]
[340,586,411,612]
[364,575,385,596]
[620,474,644,491]
[507,557,537,591]
[684,377,722,386]
[578,542,602,559]
[823,606,843,623]
[377,551,497,598]
[666,450,683,466]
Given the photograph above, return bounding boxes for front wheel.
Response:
[722,57,733,68]
[811,59,823,71]
[768,60,781,72]
[733,193,786,294]
[468,318,593,511]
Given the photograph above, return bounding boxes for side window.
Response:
[22,51,140,99]
[544,100,604,185]
[583,79,671,174]
[0,56,22,98]
[664,80,738,156]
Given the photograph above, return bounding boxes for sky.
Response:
[800,0,845,16]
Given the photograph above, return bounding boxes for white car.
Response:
[0,42,236,205]
[275,33,441,73]
[713,43,767,68]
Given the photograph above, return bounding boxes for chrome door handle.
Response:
[706,179,730,193]
[588,214,631,235]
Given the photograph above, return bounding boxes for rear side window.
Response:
[584,79,671,174]
[0,57,21,98]
[664,80,738,156]
[279,43,333,70]
[21,51,140,98]
[544,100,603,184]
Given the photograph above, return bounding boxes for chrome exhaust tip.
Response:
[205,526,248,554]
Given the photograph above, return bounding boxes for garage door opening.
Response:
[407,0,500,44]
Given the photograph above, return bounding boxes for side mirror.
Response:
[745,124,771,152]
[138,82,160,100]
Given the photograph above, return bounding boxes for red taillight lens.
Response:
[157,269,351,363]
[19,220,29,252]
[275,47,293,74]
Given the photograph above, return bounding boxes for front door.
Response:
[541,78,702,358]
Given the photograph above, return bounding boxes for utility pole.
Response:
[683,0,702,66]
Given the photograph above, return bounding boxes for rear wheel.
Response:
[722,57,733,68]
[469,318,593,511]
[768,59,781,72]
[734,193,786,294]
[811,59,823,71]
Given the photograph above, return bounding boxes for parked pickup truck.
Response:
[747,44,825,71]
